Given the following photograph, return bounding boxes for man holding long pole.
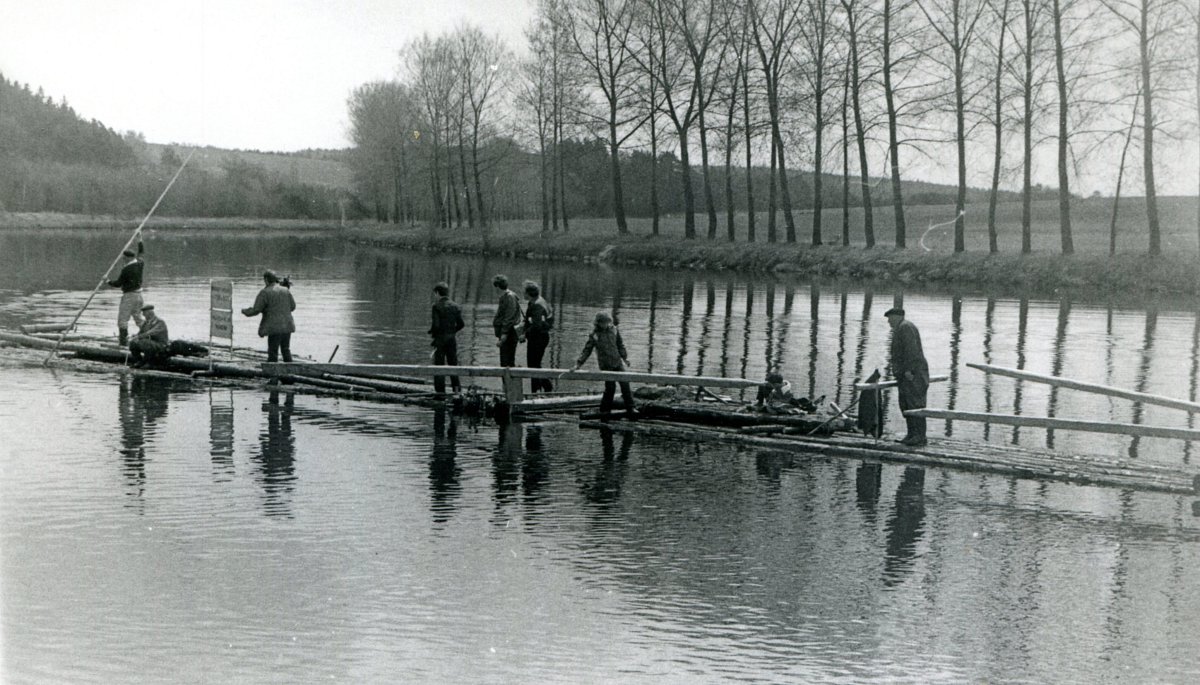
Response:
[107,238,146,346]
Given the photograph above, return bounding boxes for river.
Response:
[1,229,1198,684]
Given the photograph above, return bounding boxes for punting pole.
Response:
[43,149,195,366]
[854,374,950,390]
[967,362,1200,414]
[906,408,1200,442]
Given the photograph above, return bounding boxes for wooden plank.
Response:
[267,362,764,389]
[907,408,1200,442]
[854,374,949,390]
[968,362,1200,414]
[20,323,74,334]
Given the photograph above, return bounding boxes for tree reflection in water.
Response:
[254,389,296,518]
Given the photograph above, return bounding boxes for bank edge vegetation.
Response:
[347,0,1200,257]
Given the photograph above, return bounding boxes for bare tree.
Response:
[841,0,877,247]
[878,0,924,248]
[457,26,511,230]
[1050,0,1075,253]
[984,0,1014,253]
[564,0,642,234]
[798,0,838,245]
[1109,85,1140,255]
[749,0,802,242]
[917,0,989,252]
[516,27,556,232]
[1010,0,1053,253]
[406,35,458,228]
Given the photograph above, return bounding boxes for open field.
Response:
[139,143,354,190]
[0,212,345,231]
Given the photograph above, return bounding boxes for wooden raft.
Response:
[578,418,1200,496]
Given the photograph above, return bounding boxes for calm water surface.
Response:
[1,230,1198,684]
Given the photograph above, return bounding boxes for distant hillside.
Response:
[137,143,354,191]
[0,72,136,168]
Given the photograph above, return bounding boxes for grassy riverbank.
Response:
[345,199,1200,296]
[6,198,1200,295]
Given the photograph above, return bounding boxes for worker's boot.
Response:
[118,328,128,347]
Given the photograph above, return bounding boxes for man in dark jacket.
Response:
[886,307,929,446]
[128,304,169,368]
[108,239,146,346]
[242,270,296,362]
[492,274,522,367]
[429,282,465,394]
[522,281,554,393]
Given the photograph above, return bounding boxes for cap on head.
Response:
[594,311,613,326]
[492,274,508,289]
[433,282,449,296]
[140,304,155,312]
[884,307,905,318]
[263,270,279,284]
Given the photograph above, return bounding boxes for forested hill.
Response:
[0,73,136,167]
[0,71,358,220]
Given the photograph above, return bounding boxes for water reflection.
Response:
[856,462,883,523]
[582,428,632,507]
[209,388,236,482]
[117,375,171,508]
[883,466,927,587]
[428,407,461,526]
[253,389,296,518]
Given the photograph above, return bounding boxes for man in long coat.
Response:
[886,307,929,447]
[242,270,296,363]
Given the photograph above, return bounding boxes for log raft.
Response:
[580,418,1200,496]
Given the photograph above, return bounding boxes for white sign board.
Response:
[210,279,234,342]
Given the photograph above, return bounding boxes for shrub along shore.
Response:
[5,211,1199,297]
[343,224,1200,297]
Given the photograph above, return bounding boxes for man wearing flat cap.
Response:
[107,238,146,346]
[128,304,169,368]
[885,307,929,447]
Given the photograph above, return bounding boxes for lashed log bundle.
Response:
[267,363,766,389]
[581,419,1199,495]
[635,402,845,434]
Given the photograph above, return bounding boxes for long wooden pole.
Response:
[854,374,949,390]
[43,149,195,366]
[268,362,765,390]
[968,362,1200,414]
[906,408,1200,442]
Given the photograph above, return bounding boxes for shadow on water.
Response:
[253,389,296,518]
[582,428,633,508]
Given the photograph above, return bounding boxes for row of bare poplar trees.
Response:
[348,0,1200,255]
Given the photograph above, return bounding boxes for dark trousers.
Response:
[897,375,929,439]
[600,381,634,414]
[432,338,461,393]
[525,331,552,392]
[129,339,168,365]
[498,330,517,367]
[267,333,293,363]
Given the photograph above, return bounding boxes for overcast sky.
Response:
[0,0,532,151]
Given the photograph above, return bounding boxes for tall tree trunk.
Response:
[457,134,475,229]
[882,0,907,248]
[742,64,756,243]
[842,67,851,247]
[650,117,661,236]
[550,134,560,232]
[849,23,875,248]
[812,73,825,246]
[988,0,1009,254]
[1110,93,1138,255]
[608,117,629,235]
[557,107,569,232]
[1021,1,1033,253]
[1139,1,1160,255]
[431,138,446,228]
[772,108,797,243]
[699,107,718,239]
[679,127,696,239]
[1051,0,1074,254]
[954,40,968,252]
[539,120,549,233]
[447,147,463,229]
[471,126,487,229]
[725,75,738,242]
[768,133,778,243]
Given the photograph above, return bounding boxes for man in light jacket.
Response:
[242,270,296,363]
[492,274,522,367]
